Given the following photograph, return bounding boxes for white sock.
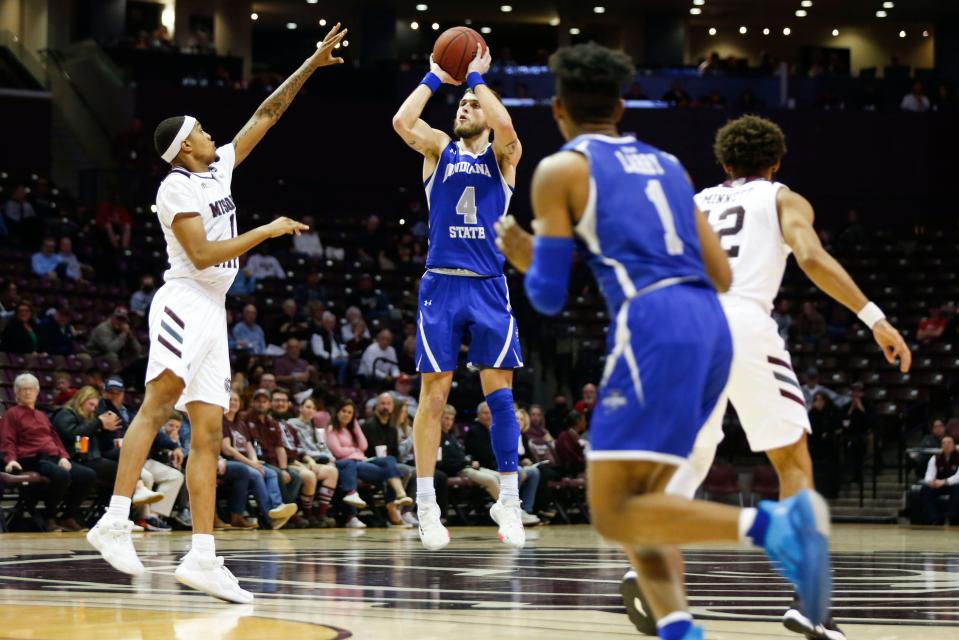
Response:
[107,495,132,521]
[499,473,519,501]
[416,476,436,504]
[738,508,758,543]
[191,533,216,557]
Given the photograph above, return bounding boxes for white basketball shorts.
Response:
[694,298,811,453]
[145,280,230,412]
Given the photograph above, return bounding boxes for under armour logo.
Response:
[423,300,433,307]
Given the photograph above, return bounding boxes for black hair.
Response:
[713,115,787,178]
[153,116,186,158]
[549,42,635,123]
[271,387,291,399]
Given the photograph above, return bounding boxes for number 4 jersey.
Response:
[695,178,791,314]
[424,140,514,276]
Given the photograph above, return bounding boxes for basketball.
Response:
[432,26,487,82]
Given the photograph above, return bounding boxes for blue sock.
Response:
[747,507,772,547]
[657,612,693,640]
[486,388,519,473]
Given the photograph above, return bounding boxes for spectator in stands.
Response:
[698,52,722,76]
[842,382,873,481]
[526,404,552,445]
[260,373,277,392]
[96,375,132,457]
[772,299,793,341]
[227,254,257,297]
[4,184,39,246]
[359,329,400,385]
[95,193,132,252]
[31,237,63,280]
[361,394,415,526]
[311,311,348,383]
[1,373,97,532]
[52,385,123,490]
[326,399,413,509]
[357,215,388,268]
[247,249,286,280]
[0,302,39,354]
[270,299,309,345]
[910,419,947,478]
[796,301,827,344]
[901,82,931,112]
[241,388,313,528]
[268,389,335,527]
[135,412,186,532]
[808,392,841,498]
[129,274,157,317]
[660,80,691,108]
[341,306,371,343]
[292,215,323,258]
[437,405,500,500]
[574,383,597,417]
[57,237,91,281]
[917,307,947,343]
[221,391,298,529]
[933,83,956,112]
[274,338,316,394]
[554,410,587,477]
[544,394,570,439]
[801,367,848,410]
[52,371,76,407]
[233,304,267,354]
[36,305,81,356]
[287,396,368,511]
[86,305,143,371]
[348,273,391,321]
[0,280,19,320]
[465,402,540,524]
[919,435,959,525]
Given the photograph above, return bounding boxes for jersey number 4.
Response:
[456,186,478,225]
[706,206,746,257]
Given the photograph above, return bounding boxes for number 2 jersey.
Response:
[694,178,791,314]
[155,143,239,301]
[424,140,513,276]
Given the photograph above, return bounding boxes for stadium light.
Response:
[549,17,560,26]
[431,22,440,30]
[690,8,702,15]
[416,4,428,11]
[319,19,326,26]
[763,27,770,35]
[795,9,807,17]
[286,22,297,30]
[899,30,906,38]
[922,30,929,37]
[883,2,894,8]
[569,27,581,35]
[410,21,419,30]
[832,28,839,36]
[801,0,813,6]
[876,10,887,17]
[693,0,705,5]
[593,6,606,13]
[306,0,318,4]
[783,27,791,35]
[250,12,258,20]
[708,27,717,35]
[739,26,747,34]
[500,5,512,12]
[480,26,492,34]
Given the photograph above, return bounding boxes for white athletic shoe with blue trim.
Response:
[759,490,832,627]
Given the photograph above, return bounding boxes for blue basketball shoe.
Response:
[758,489,832,627]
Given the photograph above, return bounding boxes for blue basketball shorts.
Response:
[415,271,523,373]
[588,283,733,465]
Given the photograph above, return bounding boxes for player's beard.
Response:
[454,120,486,140]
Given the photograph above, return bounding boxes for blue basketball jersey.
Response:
[424,140,513,276]
[561,134,709,315]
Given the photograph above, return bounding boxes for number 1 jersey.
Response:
[695,178,792,314]
[424,140,513,276]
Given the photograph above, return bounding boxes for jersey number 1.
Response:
[644,180,684,256]
[456,186,478,225]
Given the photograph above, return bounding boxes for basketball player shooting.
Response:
[496,43,833,640]
[86,23,347,604]
[392,37,529,550]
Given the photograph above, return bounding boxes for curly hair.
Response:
[713,115,787,178]
[549,42,635,123]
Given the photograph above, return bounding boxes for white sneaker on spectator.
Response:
[401,511,419,527]
[342,492,367,509]
[267,503,297,530]
[174,552,253,604]
[345,516,367,529]
[520,511,541,526]
[490,498,526,548]
[87,516,144,575]
[132,485,164,507]
[130,523,145,532]
[417,503,450,551]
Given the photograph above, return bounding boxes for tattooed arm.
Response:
[232,23,347,167]
[464,45,522,180]
[391,58,454,179]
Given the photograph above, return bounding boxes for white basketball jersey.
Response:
[155,144,239,300]
[695,178,791,314]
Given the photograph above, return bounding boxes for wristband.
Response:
[466,71,486,91]
[420,72,442,94]
[857,301,885,328]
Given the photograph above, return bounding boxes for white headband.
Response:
[160,115,197,163]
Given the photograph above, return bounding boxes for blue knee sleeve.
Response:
[487,388,519,473]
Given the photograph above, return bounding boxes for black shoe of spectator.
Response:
[285,514,309,529]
